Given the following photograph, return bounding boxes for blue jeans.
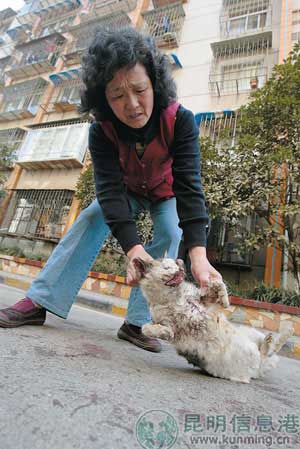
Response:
[27,196,182,326]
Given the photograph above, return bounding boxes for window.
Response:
[221,61,265,92]
[3,190,74,240]
[292,9,300,25]
[227,11,268,36]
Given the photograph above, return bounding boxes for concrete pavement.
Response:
[1,283,300,449]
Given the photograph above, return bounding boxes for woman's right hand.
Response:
[126,244,153,286]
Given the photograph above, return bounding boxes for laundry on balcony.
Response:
[47,69,83,113]
[0,78,48,122]
[141,3,185,49]
[4,32,66,80]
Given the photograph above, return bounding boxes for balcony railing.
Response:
[47,69,83,113]
[62,13,131,65]
[1,189,74,241]
[152,0,187,7]
[0,127,27,158]
[207,216,254,267]
[141,3,185,49]
[0,57,10,87]
[0,78,48,122]
[17,122,89,169]
[211,30,272,59]
[34,0,81,21]
[80,0,137,22]
[5,33,66,80]
[220,0,271,39]
[196,110,239,142]
[209,63,268,95]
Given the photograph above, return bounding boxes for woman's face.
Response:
[105,63,154,128]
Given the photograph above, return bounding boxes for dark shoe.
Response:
[117,321,162,353]
[0,298,46,328]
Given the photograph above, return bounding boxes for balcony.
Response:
[34,0,81,21]
[47,69,83,113]
[141,3,185,49]
[196,110,239,141]
[152,0,187,7]
[80,0,137,22]
[1,189,74,241]
[0,127,26,158]
[211,30,272,59]
[5,33,66,81]
[209,63,268,96]
[17,122,89,169]
[62,13,131,65]
[0,57,10,87]
[0,78,48,122]
[220,0,271,39]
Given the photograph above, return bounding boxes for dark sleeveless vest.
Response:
[100,102,180,202]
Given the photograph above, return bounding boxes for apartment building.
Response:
[0,0,298,286]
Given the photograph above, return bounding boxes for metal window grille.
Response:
[209,32,272,96]
[80,0,137,21]
[209,60,268,95]
[34,0,81,23]
[0,128,26,157]
[152,0,186,8]
[141,3,185,49]
[17,121,89,169]
[292,9,300,25]
[47,77,84,113]
[63,13,131,64]
[5,33,65,80]
[0,57,10,86]
[199,111,239,142]
[292,31,300,43]
[207,215,255,266]
[1,189,74,241]
[0,77,48,121]
[220,0,271,38]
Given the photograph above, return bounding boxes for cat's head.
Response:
[133,257,185,288]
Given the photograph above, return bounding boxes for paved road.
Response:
[1,284,300,449]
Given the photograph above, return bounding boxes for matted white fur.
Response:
[135,258,293,383]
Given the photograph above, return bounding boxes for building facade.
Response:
[0,0,298,286]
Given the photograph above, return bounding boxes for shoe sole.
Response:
[0,319,45,328]
[117,329,162,353]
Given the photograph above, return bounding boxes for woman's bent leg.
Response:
[27,200,110,318]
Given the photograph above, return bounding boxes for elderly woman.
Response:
[0,27,222,352]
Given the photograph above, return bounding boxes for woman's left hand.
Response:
[188,246,222,293]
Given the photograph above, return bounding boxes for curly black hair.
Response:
[80,26,177,120]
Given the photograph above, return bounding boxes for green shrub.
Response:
[91,250,127,277]
[248,283,300,307]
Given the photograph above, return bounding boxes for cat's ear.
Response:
[132,258,152,277]
[175,258,185,269]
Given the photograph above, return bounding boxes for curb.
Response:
[0,270,299,360]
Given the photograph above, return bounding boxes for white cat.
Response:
[134,257,293,383]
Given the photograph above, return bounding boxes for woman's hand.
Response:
[126,244,153,286]
[188,246,222,293]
